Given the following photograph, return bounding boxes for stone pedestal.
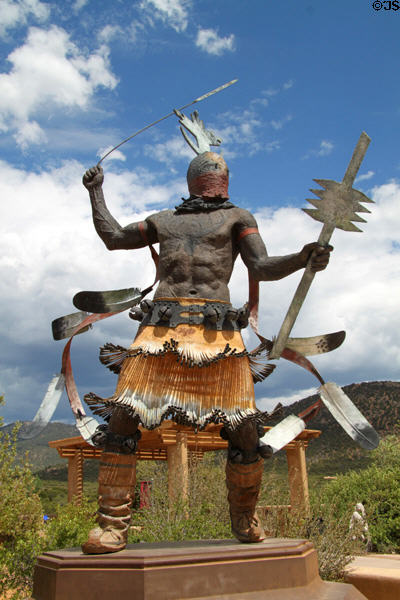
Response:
[32,538,367,600]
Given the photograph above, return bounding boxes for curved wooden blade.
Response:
[52,311,92,340]
[18,374,65,439]
[76,415,100,445]
[319,382,379,450]
[284,330,345,356]
[73,287,142,314]
[258,415,306,454]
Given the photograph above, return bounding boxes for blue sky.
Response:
[1,0,400,426]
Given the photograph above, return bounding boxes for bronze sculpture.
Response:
[78,113,333,554]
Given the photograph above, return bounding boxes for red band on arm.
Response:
[237,227,259,242]
[138,221,159,268]
[138,221,149,245]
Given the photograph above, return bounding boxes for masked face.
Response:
[187,152,229,199]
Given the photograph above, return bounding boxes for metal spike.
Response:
[302,207,325,223]
[313,178,336,189]
[351,188,375,203]
[350,214,367,223]
[305,198,324,210]
[309,189,325,199]
[338,221,363,232]
[355,204,371,214]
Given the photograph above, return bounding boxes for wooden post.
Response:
[167,432,189,506]
[286,441,309,510]
[67,450,83,504]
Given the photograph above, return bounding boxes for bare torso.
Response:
[147,208,243,301]
[83,165,331,303]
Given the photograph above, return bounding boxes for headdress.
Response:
[174,109,230,208]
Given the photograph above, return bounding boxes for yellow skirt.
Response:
[84,298,276,429]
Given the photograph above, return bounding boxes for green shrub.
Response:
[0,530,46,598]
[317,435,400,553]
[45,499,97,550]
[2,398,399,597]
[0,398,45,598]
[129,454,231,543]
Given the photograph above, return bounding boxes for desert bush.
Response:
[2,407,399,596]
[129,454,231,543]
[0,398,45,599]
[0,529,46,599]
[318,435,400,553]
[131,453,361,581]
[45,498,97,551]
[260,494,364,581]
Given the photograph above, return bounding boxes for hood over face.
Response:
[186,152,229,199]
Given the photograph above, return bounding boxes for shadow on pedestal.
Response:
[33,538,367,600]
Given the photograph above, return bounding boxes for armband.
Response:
[237,227,259,242]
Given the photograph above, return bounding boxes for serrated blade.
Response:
[319,382,379,450]
[270,132,372,360]
[258,415,306,454]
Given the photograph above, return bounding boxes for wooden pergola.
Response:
[49,422,320,510]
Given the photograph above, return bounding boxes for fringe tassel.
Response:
[86,349,260,429]
[84,392,282,431]
[99,343,130,374]
[99,339,275,383]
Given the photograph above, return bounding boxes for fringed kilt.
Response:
[85,298,275,430]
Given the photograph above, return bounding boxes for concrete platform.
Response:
[344,554,400,600]
[32,538,367,600]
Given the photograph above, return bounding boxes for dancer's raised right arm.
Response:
[83,165,157,250]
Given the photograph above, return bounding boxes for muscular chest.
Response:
[153,210,236,255]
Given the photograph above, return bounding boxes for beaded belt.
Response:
[138,299,249,331]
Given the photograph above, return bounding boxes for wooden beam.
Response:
[285,441,309,510]
[51,426,320,508]
[67,450,83,504]
[167,432,189,505]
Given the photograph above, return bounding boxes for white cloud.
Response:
[195,28,235,56]
[270,114,292,130]
[140,0,190,32]
[0,26,118,148]
[211,87,294,158]
[214,100,273,158]
[73,0,88,12]
[356,170,375,183]
[1,157,398,422]
[250,181,400,390]
[263,87,280,98]
[0,159,187,420]
[0,158,187,353]
[262,81,294,98]
[144,135,194,171]
[14,119,47,149]
[0,0,49,38]
[318,140,334,156]
[97,146,126,162]
[97,24,123,44]
[0,367,49,420]
[303,139,334,159]
[257,388,318,412]
[283,80,294,90]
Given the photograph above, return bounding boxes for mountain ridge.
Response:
[2,380,399,473]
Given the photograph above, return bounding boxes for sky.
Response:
[1,0,400,426]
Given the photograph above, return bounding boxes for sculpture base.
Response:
[33,538,367,600]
